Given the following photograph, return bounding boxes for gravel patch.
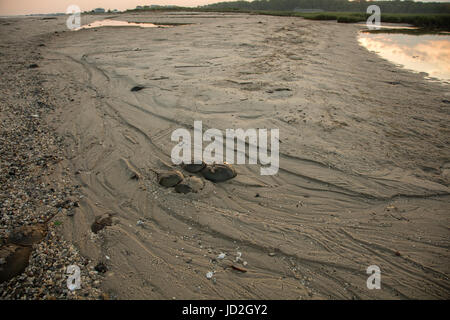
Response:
[0,21,106,300]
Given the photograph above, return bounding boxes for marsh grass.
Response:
[255,11,450,30]
[126,7,450,31]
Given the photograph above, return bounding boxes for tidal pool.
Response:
[358,32,450,83]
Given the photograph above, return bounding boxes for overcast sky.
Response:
[1,0,449,16]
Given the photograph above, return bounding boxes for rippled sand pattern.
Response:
[30,12,450,299]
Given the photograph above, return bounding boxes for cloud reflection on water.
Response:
[358,33,450,83]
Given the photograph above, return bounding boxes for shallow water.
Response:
[76,19,170,30]
[358,32,450,83]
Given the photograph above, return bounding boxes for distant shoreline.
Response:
[2,8,449,31]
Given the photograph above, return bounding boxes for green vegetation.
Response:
[254,11,450,30]
[127,1,450,30]
[203,0,450,14]
[199,0,450,30]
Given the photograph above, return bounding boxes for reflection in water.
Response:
[358,32,450,83]
[355,24,418,30]
[76,19,170,30]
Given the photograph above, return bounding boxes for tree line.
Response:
[203,0,450,14]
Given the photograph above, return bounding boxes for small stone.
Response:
[94,262,108,273]
[206,271,214,279]
[268,252,276,257]
[131,85,145,92]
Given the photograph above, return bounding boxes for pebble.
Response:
[94,262,108,273]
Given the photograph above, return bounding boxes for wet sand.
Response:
[1,12,449,299]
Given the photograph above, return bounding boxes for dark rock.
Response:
[131,85,145,92]
[94,262,108,273]
[28,64,39,69]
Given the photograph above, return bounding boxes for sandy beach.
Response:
[1,11,449,299]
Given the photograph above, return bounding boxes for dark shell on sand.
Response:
[7,224,46,247]
[0,244,32,283]
[175,176,204,194]
[94,262,108,273]
[201,163,237,183]
[181,161,206,173]
[131,85,145,92]
[91,214,113,234]
[158,170,184,187]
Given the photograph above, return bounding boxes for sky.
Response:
[0,0,449,16]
